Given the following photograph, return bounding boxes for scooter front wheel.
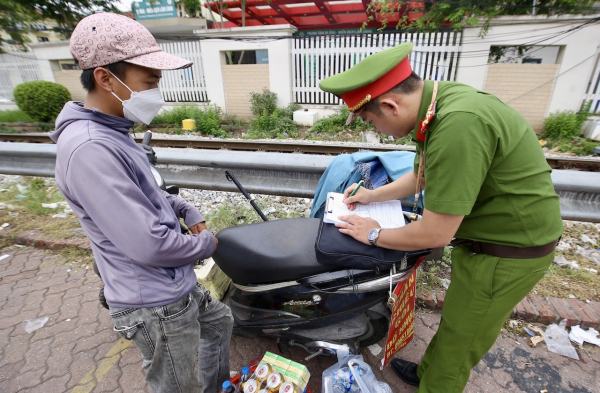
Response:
[357,314,389,347]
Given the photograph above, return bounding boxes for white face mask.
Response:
[108,70,165,125]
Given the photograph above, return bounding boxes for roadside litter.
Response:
[525,324,545,348]
[544,320,579,360]
[553,255,580,270]
[24,316,49,333]
[569,325,600,348]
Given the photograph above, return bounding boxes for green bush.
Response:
[220,114,247,134]
[565,138,599,156]
[278,103,302,120]
[195,106,227,138]
[245,98,300,139]
[541,101,592,142]
[579,140,599,156]
[152,104,228,138]
[541,110,580,141]
[151,104,203,125]
[13,81,71,123]
[246,109,298,139]
[250,88,278,117]
[0,124,17,133]
[0,110,33,122]
[309,105,372,134]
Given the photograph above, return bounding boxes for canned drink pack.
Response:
[279,381,299,393]
[266,372,283,392]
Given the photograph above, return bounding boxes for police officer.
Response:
[319,42,563,392]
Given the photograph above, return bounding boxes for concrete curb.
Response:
[3,230,600,328]
[7,230,92,252]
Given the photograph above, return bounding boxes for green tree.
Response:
[0,0,120,53]
[365,1,597,36]
[180,0,202,17]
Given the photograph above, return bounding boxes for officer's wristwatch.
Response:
[368,228,382,246]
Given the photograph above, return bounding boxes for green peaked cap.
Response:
[319,42,414,96]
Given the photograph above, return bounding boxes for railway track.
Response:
[1,132,598,171]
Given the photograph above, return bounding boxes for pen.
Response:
[349,180,364,197]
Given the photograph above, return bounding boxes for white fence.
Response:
[584,51,600,113]
[291,30,461,105]
[0,48,42,101]
[158,41,208,102]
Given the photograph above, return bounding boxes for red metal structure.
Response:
[204,1,418,30]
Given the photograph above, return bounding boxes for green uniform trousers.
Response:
[416,245,555,392]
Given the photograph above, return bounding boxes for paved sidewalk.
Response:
[1,245,598,393]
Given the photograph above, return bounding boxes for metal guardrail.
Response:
[3,133,600,172]
[1,142,599,222]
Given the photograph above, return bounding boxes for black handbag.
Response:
[314,215,411,271]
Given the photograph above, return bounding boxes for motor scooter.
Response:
[212,172,430,358]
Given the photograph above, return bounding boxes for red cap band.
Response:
[341,57,413,112]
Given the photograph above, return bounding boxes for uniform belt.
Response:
[451,238,558,259]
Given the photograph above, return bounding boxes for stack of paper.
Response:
[323,192,405,228]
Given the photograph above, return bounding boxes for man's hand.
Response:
[189,222,218,252]
[335,215,381,245]
[343,183,374,211]
[188,222,207,234]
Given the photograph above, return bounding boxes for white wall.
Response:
[29,41,76,84]
[195,25,297,112]
[456,15,600,114]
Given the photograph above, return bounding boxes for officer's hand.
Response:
[335,215,380,245]
[343,183,373,211]
[189,222,207,234]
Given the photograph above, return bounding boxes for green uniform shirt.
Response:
[411,80,563,247]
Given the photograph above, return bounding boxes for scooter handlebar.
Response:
[142,130,152,146]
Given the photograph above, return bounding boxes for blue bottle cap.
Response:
[222,380,232,389]
[242,366,250,374]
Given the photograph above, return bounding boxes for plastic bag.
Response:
[23,316,49,333]
[322,345,392,393]
[543,319,579,360]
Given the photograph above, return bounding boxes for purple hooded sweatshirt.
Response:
[49,102,216,308]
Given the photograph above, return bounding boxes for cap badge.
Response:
[348,94,371,112]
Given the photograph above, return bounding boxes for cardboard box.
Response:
[258,352,310,391]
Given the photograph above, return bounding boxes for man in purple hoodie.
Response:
[49,12,233,393]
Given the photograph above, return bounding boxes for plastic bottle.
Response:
[221,381,233,393]
[239,366,251,389]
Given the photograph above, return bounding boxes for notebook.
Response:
[323,192,406,228]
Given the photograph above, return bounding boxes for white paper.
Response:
[569,325,600,347]
[323,192,405,229]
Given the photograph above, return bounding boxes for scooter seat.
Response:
[213,218,337,284]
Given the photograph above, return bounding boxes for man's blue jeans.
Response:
[109,284,234,393]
